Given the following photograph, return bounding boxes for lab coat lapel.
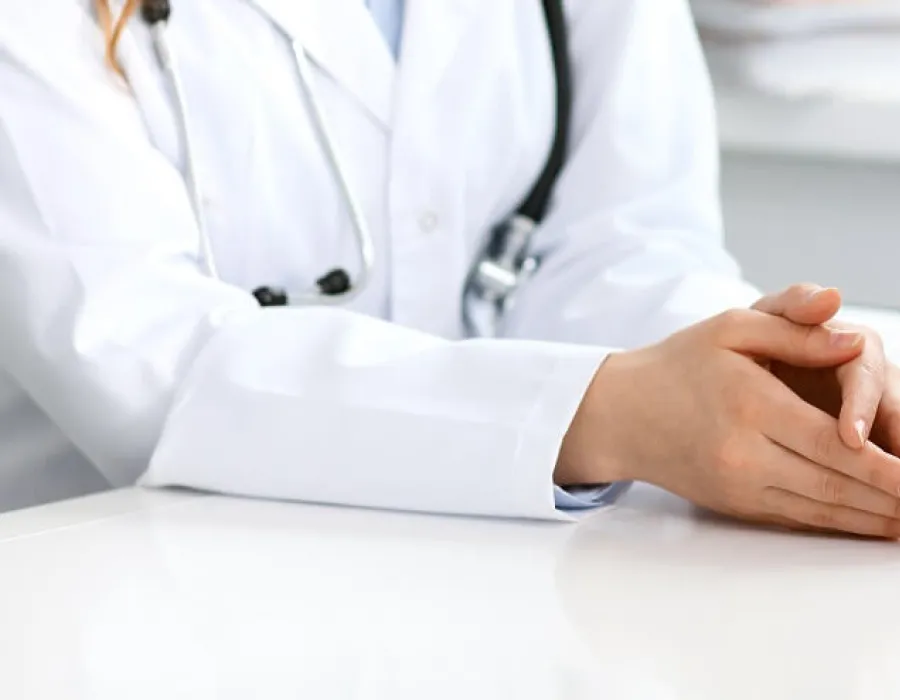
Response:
[397,0,484,101]
[244,0,396,128]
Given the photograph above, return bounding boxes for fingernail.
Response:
[830,330,864,349]
[855,419,868,447]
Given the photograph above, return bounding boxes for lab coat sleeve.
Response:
[503,0,761,349]
[0,46,604,521]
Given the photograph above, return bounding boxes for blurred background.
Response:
[691,0,900,310]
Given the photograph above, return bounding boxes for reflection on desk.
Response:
[2,485,900,699]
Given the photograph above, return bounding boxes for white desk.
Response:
[2,486,900,699]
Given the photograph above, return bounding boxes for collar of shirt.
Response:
[364,0,405,59]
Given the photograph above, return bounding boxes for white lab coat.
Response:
[0,0,759,517]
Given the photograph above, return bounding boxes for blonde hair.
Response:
[94,0,140,80]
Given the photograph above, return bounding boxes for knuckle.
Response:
[877,517,896,540]
[715,308,750,335]
[866,464,888,492]
[863,354,886,380]
[844,347,886,381]
[789,283,817,300]
[812,425,838,464]
[809,508,837,530]
[757,487,780,517]
[714,433,746,471]
[818,472,844,505]
[864,326,885,352]
[792,324,818,355]
[735,391,762,424]
[864,458,900,495]
[730,384,766,427]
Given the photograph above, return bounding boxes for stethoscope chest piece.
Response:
[462,215,539,336]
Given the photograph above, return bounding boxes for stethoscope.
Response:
[138,0,570,335]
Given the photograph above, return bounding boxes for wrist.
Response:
[555,352,636,487]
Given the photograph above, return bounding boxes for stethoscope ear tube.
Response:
[139,0,570,325]
[141,0,372,306]
[461,0,571,337]
[287,39,375,305]
[515,0,571,225]
[146,13,219,281]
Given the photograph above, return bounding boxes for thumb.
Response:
[714,309,865,368]
[752,284,842,326]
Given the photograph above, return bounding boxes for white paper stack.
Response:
[692,0,900,102]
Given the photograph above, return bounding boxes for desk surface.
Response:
[2,486,900,700]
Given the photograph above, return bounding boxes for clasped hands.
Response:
[558,284,900,538]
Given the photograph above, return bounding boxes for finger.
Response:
[872,372,900,456]
[881,416,900,459]
[752,284,842,326]
[763,488,900,539]
[762,437,900,519]
[835,332,886,449]
[711,309,864,368]
[758,372,900,497]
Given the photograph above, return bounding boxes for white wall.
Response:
[721,153,900,308]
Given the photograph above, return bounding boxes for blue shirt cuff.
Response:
[553,482,632,511]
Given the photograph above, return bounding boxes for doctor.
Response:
[2,0,900,536]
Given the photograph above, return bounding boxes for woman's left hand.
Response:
[753,284,900,455]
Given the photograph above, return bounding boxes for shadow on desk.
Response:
[557,485,900,699]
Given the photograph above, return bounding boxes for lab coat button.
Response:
[418,211,439,233]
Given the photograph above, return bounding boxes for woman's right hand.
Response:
[557,309,900,538]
